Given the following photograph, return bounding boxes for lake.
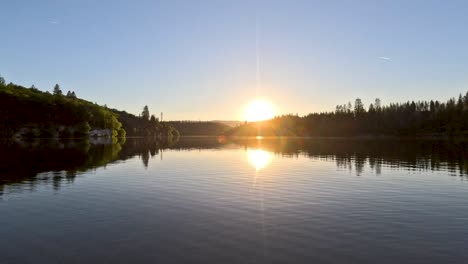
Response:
[1,137,468,263]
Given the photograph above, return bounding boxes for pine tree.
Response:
[354,98,364,115]
[368,103,375,113]
[142,105,150,121]
[374,98,381,110]
[53,84,63,96]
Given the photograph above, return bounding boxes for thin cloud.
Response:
[48,19,59,24]
[378,56,392,61]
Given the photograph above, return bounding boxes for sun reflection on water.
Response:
[247,149,272,171]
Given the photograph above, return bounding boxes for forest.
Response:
[225,92,468,138]
[0,75,178,139]
[166,121,231,136]
[111,106,179,138]
[2,74,468,139]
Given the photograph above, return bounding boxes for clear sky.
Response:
[2,0,468,120]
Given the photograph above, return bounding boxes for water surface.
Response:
[1,138,468,263]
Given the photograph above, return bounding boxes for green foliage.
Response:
[117,128,126,138]
[0,78,125,138]
[166,125,180,140]
[0,75,179,139]
[75,122,91,137]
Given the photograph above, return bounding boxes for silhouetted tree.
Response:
[142,105,150,121]
[66,91,77,98]
[166,121,230,136]
[150,114,158,123]
[347,102,353,114]
[224,92,468,138]
[354,98,364,115]
[336,105,343,113]
[53,84,62,96]
[375,98,381,110]
[110,107,177,138]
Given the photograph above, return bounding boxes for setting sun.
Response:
[244,99,276,122]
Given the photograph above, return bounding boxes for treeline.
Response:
[0,75,178,139]
[111,106,179,138]
[166,121,231,136]
[0,77,124,138]
[225,92,468,137]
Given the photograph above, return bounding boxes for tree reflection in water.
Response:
[1,137,467,196]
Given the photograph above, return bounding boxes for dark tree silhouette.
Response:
[354,98,364,115]
[167,121,231,136]
[53,84,62,96]
[374,98,381,110]
[142,105,150,121]
[225,92,468,138]
[65,91,77,99]
[110,107,178,138]
[150,114,158,123]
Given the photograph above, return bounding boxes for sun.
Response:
[244,99,276,122]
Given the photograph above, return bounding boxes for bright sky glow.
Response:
[2,1,468,120]
[244,99,276,122]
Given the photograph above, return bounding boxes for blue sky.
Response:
[2,0,468,120]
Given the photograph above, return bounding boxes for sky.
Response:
[2,0,468,120]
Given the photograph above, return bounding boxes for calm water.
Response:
[1,137,468,263]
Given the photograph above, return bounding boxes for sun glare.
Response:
[247,149,272,171]
[244,99,276,122]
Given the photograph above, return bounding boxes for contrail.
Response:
[378,56,392,61]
